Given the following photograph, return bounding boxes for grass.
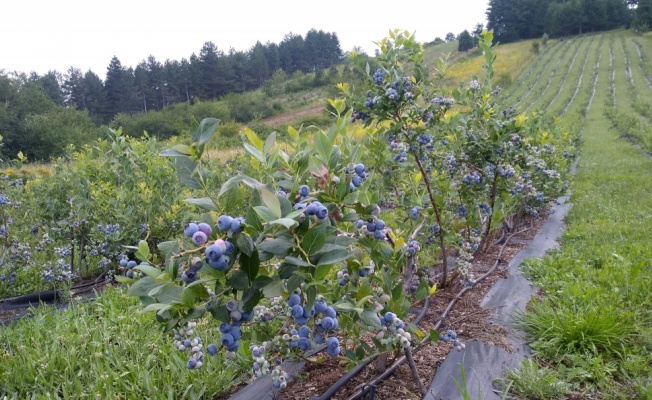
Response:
[0,287,247,399]
[508,29,652,398]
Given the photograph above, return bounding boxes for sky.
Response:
[1,0,489,80]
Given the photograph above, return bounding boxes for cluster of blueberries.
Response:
[439,329,465,351]
[354,217,387,240]
[172,322,205,369]
[119,257,139,279]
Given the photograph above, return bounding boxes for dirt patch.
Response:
[260,105,326,127]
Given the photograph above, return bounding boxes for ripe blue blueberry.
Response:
[184,223,199,237]
[315,205,329,220]
[231,217,245,233]
[219,322,231,333]
[374,229,385,240]
[314,300,328,313]
[288,294,302,307]
[327,345,341,357]
[298,326,311,338]
[227,340,239,352]
[298,337,311,351]
[205,244,223,260]
[299,185,310,197]
[217,215,233,231]
[325,307,337,318]
[127,260,137,269]
[197,222,212,236]
[224,241,235,255]
[119,259,128,267]
[221,333,235,347]
[187,358,197,369]
[354,163,365,175]
[314,334,324,344]
[384,312,396,323]
[291,304,304,318]
[355,220,365,229]
[192,231,208,246]
[352,175,363,187]
[327,336,339,350]
[207,343,218,356]
[321,316,337,330]
[208,255,228,271]
[367,222,377,232]
[231,326,242,340]
[295,317,309,325]
[376,220,386,230]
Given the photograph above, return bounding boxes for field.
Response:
[1,29,651,400]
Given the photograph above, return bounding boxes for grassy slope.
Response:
[505,30,652,399]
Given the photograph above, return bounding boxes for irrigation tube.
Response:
[321,227,531,400]
[309,297,430,400]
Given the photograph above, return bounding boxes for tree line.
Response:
[486,0,634,43]
[15,29,343,126]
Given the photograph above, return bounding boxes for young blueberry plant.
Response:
[126,112,438,389]
[341,29,574,287]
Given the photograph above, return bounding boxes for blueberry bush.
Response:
[126,30,576,391]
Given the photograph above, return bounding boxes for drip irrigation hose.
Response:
[340,227,530,400]
[309,297,430,400]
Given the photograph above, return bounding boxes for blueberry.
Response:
[207,344,218,356]
[374,229,385,240]
[299,185,310,197]
[205,244,223,260]
[197,222,212,236]
[187,358,197,369]
[127,260,137,269]
[288,294,302,307]
[314,300,328,313]
[208,255,228,271]
[291,304,304,318]
[184,223,199,237]
[298,337,311,351]
[119,259,128,267]
[384,312,396,323]
[219,322,232,333]
[375,220,386,230]
[217,215,233,231]
[325,307,337,318]
[327,336,339,349]
[327,345,341,357]
[221,333,235,347]
[315,206,329,220]
[231,217,245,233]
[352,175,363,187]
[354,163,365,175]
[192,231,208,246]
[321,317,336,330]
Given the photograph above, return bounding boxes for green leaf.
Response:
[258,237,294,256]
[127,277,159,297]
[314,264,332,280]
[254,206,278,222]
[222,184,243,212]
[264,131,277,154]
[158,241,180,259]
[301,224,333,256]
[317,249,352,266]
[184,278,217,289]
[429,329,440,343]
[244,142,266,163]
[197,118,220,145]
[142,303,173,313]
[285,256,311,267]
[135,240,150,262]
[333,300,355,312]
[360,309,381,328]
[155,284,183,304]
[286,274,304,294]
[236,234,255,257]
[315,131,332,162]
[263,276,285,298]
[218,175,243,197]
[306,286,317,312]
[242,287,263,312]
[260,188,282,219]
[160,144,191,157]
[252,275,273,290]
[240,249,260,282]
[174,157,201,189]
[186,306,206,320]
[228,270,250,291]
[244,127,264,151]
[185,197,219,212]
[270,218,299,229]
[134,264,163,279]
[278,264,298,279]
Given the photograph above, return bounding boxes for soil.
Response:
[260,105,326,127]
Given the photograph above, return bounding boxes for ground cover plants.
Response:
[497,30,652,399]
